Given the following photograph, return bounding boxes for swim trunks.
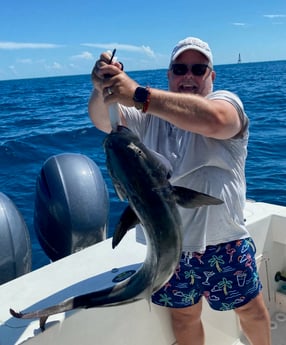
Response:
[152,237,262,310]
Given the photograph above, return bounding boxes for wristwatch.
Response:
[133,86,151,112]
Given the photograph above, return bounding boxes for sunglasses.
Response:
[171,63,211,77]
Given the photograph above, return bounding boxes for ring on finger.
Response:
[107,87,113,95]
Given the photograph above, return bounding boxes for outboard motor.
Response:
[0,192,32,284]
[34,153,109,261]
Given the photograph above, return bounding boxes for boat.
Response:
[0,155,286,344]
[1,202,286,344]
[238,53,242,64]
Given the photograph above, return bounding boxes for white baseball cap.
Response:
[170,37,213,67]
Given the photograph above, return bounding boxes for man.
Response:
[88,37,271,345]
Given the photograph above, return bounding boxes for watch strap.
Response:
[133,86,151,113]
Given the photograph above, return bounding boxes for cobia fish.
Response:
[10,125,223,330]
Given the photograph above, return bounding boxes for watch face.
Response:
[134,87,148,102]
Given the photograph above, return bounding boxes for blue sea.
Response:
[0,61,286,270]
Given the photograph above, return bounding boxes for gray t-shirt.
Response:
[120,90,250,253]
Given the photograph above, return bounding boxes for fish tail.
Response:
[10,297,75,320]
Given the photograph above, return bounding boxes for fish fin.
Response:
[173,186,223,208]
[10,308,48,331]
[10,296,76,327]
[112,205,139,249]
[40,316,48,331]
[9,308,23,318]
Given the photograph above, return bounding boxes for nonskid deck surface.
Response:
[239,311,286,345]
[271,312,286,345]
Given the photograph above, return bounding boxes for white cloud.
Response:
[51,62,62,70]
[141,45,156,58]
[17,58,33,64]
[232,22,246,26]
[263,14,286,19]
[0,41,62,50]
[81,43,155,58]
[70,51,94,60]
[8,65,17,74]
[44,62,62,71]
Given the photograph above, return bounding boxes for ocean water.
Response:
[0,61,286,270]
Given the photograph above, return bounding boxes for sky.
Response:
[1,0,286,80]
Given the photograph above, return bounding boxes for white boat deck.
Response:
[0,201,286,345]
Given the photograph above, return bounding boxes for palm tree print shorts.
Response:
[152,237,262,310]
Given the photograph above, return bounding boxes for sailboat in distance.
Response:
[238,53,242,64]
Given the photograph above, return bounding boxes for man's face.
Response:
[168,50,215,96]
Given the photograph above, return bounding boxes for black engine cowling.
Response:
[34,153,109,261]
[0,192,32,284]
